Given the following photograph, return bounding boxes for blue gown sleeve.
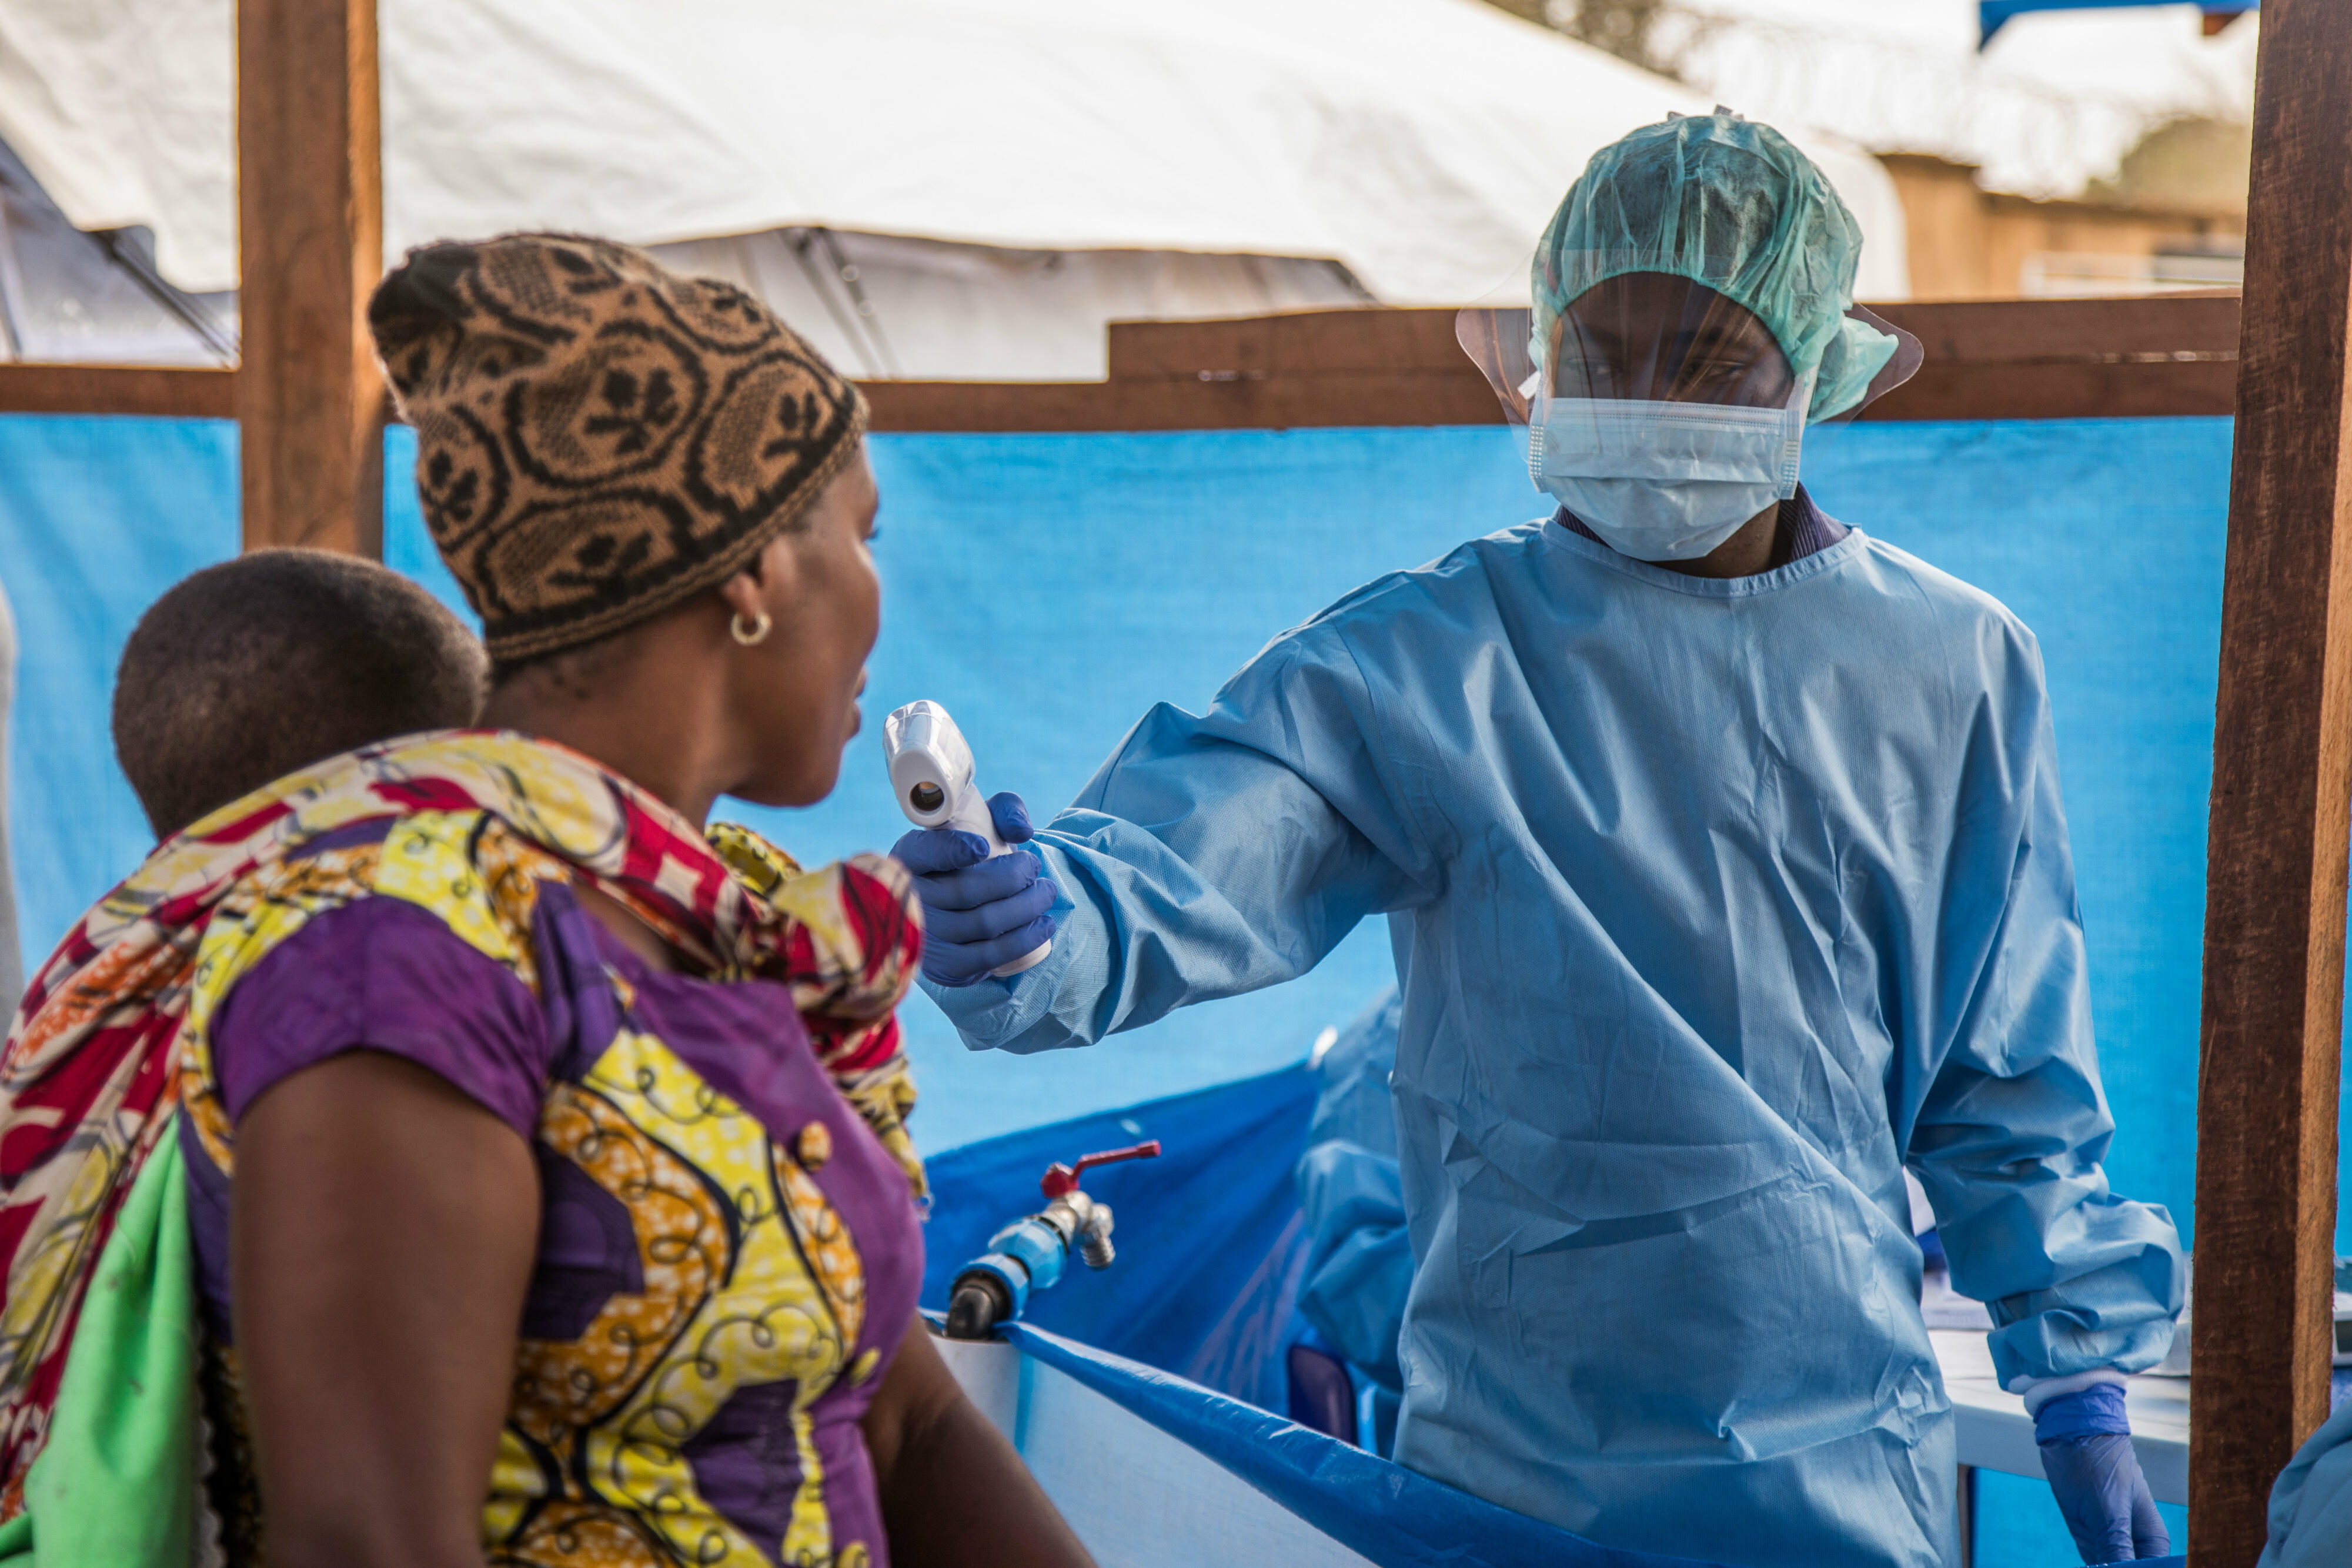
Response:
[923,622,1435,1054]
[1905,634,2185,1388]
[2261,1396,2352,1568]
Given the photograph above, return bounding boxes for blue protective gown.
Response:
[928,518,2183,1568]
[2260,1386,2352,1568]
[1297,989,1412,1394]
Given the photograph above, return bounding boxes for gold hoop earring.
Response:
[730,610,773,647]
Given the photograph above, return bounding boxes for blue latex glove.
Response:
[2036,1385,2169,1564]
[890,792,1059,987]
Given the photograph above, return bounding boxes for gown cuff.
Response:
[2006,1366,2128,1417]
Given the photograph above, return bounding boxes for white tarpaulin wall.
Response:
[0,0,1908,337]
[650,230,1371,380]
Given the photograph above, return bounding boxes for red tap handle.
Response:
[1041,1139,1162,1198]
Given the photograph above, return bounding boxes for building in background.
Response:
[1885,148,2242,299]
[1521,0,2253,301]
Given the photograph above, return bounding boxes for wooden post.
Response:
[2192,1,2352,1560]
[235,0,383,556]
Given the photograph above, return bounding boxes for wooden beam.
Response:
[1865,295,2239,420]
[0,365,235,420]
[4,296,2243,432]
[861,368,1498,433]
[2191,2,2352,1562]
[859,296,2239,432]
[234,0,383,556]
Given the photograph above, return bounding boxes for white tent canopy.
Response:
[0,0,1908,376]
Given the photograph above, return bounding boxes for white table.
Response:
[1933,1329,2190,1505]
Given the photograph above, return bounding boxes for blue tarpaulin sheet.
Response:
[920,1062,1321,1413]
[0,415,240,958]
[929,1074,2189,1568]
[0,413,2240,1229]
[0,409,2256,1564]
[999,1315,1735,1568]
[1005,1310,2190,1568]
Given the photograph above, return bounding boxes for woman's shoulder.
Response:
[202,842,570,1141]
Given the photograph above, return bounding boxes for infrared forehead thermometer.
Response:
[883,700,1051,977]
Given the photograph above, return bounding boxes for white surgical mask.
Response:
[1527,377,1810,563]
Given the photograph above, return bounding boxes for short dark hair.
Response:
[112,549,489,838]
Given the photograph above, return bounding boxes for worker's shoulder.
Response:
[1288,519,1544,638]
[1846,532,2043,654]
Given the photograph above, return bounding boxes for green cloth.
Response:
[1531,109,1897,422]
[0,1118,196,1566]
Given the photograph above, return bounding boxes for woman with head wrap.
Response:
[0,236,1093,1568]
[899,113,2182,1567]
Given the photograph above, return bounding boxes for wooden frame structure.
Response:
[235,0,385,556]
[0,6,2338,1563]
[860,295,2240,430]
[0,293,2240,434]
[2191,1,2352,1560]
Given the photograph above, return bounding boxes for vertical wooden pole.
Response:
[2192,1,2352,1560]
[235,0,383,556]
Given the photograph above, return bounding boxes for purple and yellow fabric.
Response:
[0,731,927,1567]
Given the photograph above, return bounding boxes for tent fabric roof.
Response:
[0,0,1907,305]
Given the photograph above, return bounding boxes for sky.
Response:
[1648,0,2259,195]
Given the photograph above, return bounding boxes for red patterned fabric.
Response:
[0,730,922,1514]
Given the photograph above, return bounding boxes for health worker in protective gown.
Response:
[2257,1319,2352,1568]
[894,112,2183,1568]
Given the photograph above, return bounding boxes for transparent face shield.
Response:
[1456,272,1922,562]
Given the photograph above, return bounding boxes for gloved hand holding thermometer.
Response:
[884,701,1060,985]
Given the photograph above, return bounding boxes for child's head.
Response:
[112,549,489,838]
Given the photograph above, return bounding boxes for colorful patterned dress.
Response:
[0,734,928,1568]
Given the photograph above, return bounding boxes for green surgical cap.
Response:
[1533,110,1896,422]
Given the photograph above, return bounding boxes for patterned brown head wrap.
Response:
[369,233,868,664]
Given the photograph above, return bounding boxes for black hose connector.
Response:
[945,1275,1011,1340]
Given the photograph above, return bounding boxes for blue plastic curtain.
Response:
[999,1315,1740,1568]
[0,413,2243,1222]
[401,414,2239,1254]
[0,409,2243,1565]
[920,1063,1321,1413]
[929,1076,2190,1568]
